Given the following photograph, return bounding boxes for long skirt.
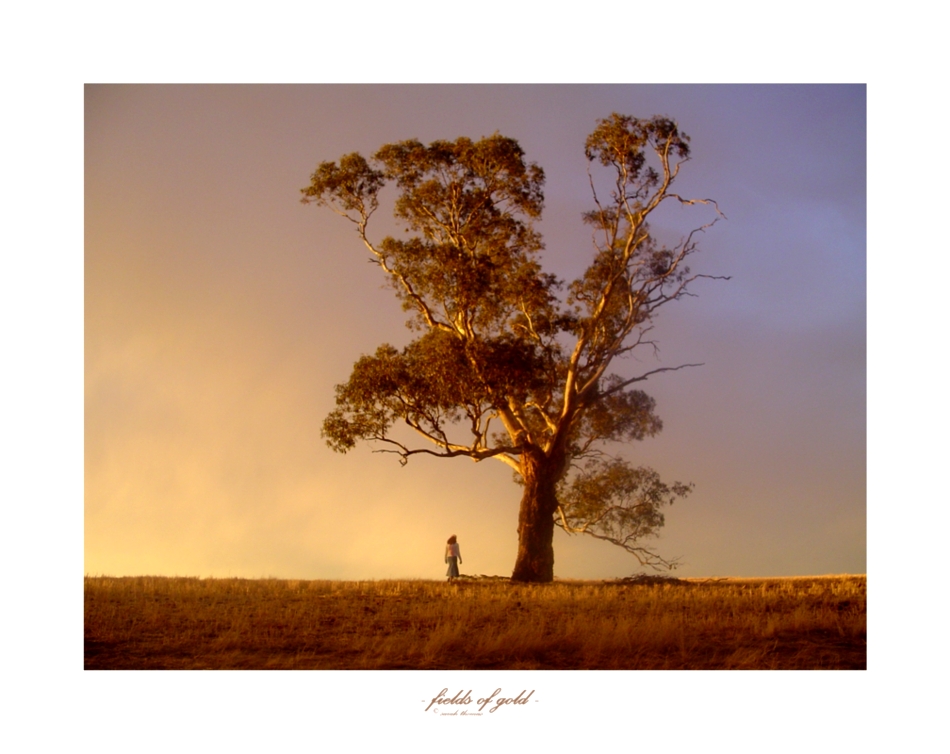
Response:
[446,556,459,578]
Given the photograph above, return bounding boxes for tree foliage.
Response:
[302,115,724,579]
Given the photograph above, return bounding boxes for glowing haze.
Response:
[85,85,865,579]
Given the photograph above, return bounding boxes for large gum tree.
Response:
[302,114,724,582]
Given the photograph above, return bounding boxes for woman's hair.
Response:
[447,535,457,545]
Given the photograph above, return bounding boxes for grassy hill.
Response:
[85,574,866,670]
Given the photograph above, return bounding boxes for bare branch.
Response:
[665,194,728,220]
[598,363,704,399]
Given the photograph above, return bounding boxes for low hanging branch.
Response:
[556,457,693,570]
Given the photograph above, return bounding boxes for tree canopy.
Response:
[303,114,724,581]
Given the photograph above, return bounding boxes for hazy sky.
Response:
[85,84,865,579]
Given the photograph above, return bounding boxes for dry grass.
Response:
[84,574,865,670]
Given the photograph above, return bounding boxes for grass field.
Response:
[84,574,866,670]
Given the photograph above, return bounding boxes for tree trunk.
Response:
[510,449,561,583]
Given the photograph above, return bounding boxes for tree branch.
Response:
[597,363,704,399]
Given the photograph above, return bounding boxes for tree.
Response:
[302,114,724,582]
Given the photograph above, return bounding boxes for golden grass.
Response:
[84,575,865,670]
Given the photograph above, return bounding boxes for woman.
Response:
[445,535,462,579]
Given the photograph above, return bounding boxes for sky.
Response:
[84,84,866,580]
